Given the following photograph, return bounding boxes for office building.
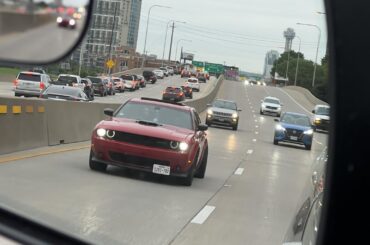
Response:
[263,50,279,82]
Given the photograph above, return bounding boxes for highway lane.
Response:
[0,18,83,62]
[0,81,328,244]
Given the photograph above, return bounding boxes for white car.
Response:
[153,69,165,79]
[185,77,200,92]
[166,66,174,75]
[260,96,283,117]
[312,104,330,131]
[159,67,169,77]
[57,74,84,89]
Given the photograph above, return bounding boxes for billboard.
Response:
[182,52,194,60]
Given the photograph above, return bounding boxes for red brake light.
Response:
[13,79,18,88]
[40,82,45,90]
[180,92,184,96]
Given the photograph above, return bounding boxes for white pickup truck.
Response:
[55,74,85,90]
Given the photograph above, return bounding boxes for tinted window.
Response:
[264,98,280,104]
[59,76,77,83]
[18,73,41,82]
[87,77,102,84]
[188,79,198,83]
[213,100,237,110]
[121,75,134,80]
[166,87,182,93]
[116,102,193,130]
[281,114,311,127]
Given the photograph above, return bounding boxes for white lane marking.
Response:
[252,110,255,113]
[247,149,254,154]
[234,168,244,175]
[254,120,258,122]
[253,139,257,142]
[255,125,259,128]
[191,206,216,224]
[278,88,313,115]
[314,139,323,145]
[255,132,259,134]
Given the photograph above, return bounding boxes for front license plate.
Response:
[290,136,298,141]
[153,164,170,175]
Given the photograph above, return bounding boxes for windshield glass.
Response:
[116,102,193,130]
[18,73,41,81]
[316,106,330,115]
[264,98,280,104]
[86,77,102,84]
[281,114,311,127]
[212,100,237,110]
[58,76,77,83]
[165,87,182,93]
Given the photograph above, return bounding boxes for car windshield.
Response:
[281,114,311,127]
[213,100,237,110]
[58,76,77,83]
[116,102,193,130]
[18,73,41,81]
[166,87,182,93]
[0,0,331,244]
[264,98,280,104]
[86,77,102,83]
[316,106,330,115]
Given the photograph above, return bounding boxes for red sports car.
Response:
[89,97,209,186]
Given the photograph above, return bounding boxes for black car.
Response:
[56,15,77,29]
[142,70,157,84]
[180,85,193,99]
[40,85,89,102]
[162,87,185,102]
[87,76,108,97]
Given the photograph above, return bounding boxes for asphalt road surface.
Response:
[0,75,216,103]
[0,81,328,245]
[0,19,83,62]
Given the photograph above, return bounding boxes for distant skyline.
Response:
[135,0,327,73]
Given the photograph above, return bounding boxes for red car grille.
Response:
[111,131,173,150]
[109,152,170,168]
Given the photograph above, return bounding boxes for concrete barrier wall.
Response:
[0,76,224,155]
[0,12,54,35]
[284,86,328,106]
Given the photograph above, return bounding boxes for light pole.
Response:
[297,22,321,87]
[175,39,192,62]
[78,39,86,77]
[141,4,171,68]
[285,49,291,80]
[294,36,302,86]
[162,20,186,66]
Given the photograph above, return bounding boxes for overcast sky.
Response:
[136,0,327,73]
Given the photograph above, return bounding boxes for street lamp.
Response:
[162,20,186,66]
[175,39,192,62]
[297,22,322,87]
[141,4,171,68]
[294,36,302,86]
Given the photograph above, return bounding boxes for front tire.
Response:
[260,109,264,115]
[232,124,238,131]
[305,144,312,150]
[89,151,107,172]
[195,147,208,179]
[273,139,278,145]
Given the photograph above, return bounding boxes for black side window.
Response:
[193,110,201,129]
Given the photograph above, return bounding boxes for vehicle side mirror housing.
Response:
[198,124,208,131]
[274,118,279,122]
[104,108,114,117]
[312,110,315,113]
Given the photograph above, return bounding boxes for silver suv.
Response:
[14,71,51,97]
[205,99,242,130]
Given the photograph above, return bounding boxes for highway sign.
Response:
[106,59,115,69]
[205,62,224,73]
[192,61,204,67]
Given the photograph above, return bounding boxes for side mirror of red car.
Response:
[198,124,208,131]
[104,108,114,117]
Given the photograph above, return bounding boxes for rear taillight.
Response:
[40,82,45,90]
[179,92,184,96]
[13,79,18,88]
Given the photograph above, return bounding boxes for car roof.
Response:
[214,99,237,104]
[264,96,280,100]
[59,74,79,77]
[283,112,309,117]
[129,98,192,112]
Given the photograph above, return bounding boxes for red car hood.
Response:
[97,118,194,142]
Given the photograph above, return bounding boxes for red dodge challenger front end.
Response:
[89,97,209,186]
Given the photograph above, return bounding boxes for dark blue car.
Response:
[273,112,314,150]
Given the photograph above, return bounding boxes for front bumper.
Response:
[261,107,281,114]
[313,120,330,130]
[14,88,42,97]
[206,114,238,126]
[91,136,193,177]
[274,130,313,146]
